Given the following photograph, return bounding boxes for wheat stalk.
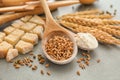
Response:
[62,9,102,17]
[59,21,120,45]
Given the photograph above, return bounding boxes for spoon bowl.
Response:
[40,0,78,65]
[42,30,78,64]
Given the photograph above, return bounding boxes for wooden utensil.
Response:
[41,0,77,64]
[0,0,80,13]
[0,0,80,26]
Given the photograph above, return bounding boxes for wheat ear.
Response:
[60,16,120,37]
[59,21,120,45]
[60,16,103,26]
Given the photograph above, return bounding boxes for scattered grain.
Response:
[47,71,51,76]
[40,70,44,75]
[33,55,36,59]
[110,5,113,8]
[77,59,81,63]
[45,63,50,68]
[29,52,34,55]
[32,65,37,70]
[76,71,80,76]
[79,63,85,69]
[39,59,45,64]
[29,64,32,67]
[14,64,21,69]
[97,59,101,63]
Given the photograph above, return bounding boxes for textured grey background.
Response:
[0,0,120,80]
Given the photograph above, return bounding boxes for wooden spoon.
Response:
[41,0,77,64]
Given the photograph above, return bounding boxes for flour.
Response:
[75,33,98,50]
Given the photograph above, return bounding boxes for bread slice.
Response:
[31,25,43,39]
[11,29,25,38]
[4,34,20,46]
[6,49,18,62]
[21,15,32,22]
[0,41,13,58]
[29,15,45,25]
[4,26,15,35]
[15,40,33,54]
[20,22,36,32]
[12,20,25,29]
[21,33,38,45]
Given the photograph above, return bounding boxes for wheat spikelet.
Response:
[102,19,120,25]
[77,14,113,19]
[59,21,120,45]
[60,16,103,26]
[105,25,120,30]
[62,9,102,17]
[95,25,120,37]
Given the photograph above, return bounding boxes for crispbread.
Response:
[4,34,20,46]
[21,33,38,45]
[12,20,25,29]
[0,32,6,40]
[11,29,25,38]
[15,40,33,54]
[4,26,15,35]
[29,15,45,25]
[20,22,37,32]
[6,49,18,62]
[0,41,13,58]
[31,26,43,39]
[21,15,32,22]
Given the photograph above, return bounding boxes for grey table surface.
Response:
[0,0,120,80]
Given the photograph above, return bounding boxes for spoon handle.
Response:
[40,0,54,22]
